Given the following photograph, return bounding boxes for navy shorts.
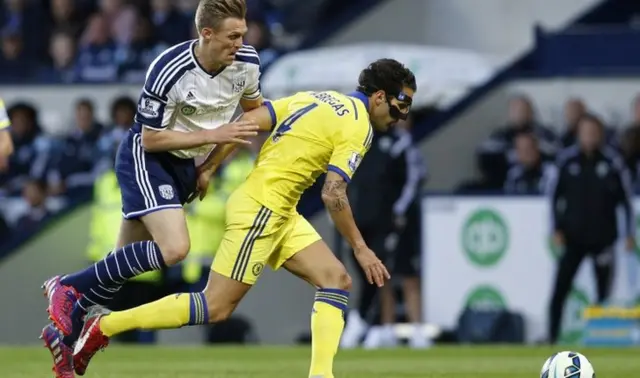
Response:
[115,131,197,219]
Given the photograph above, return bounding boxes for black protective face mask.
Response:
[387,91,412,121]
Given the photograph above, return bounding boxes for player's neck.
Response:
[194,43,224,73]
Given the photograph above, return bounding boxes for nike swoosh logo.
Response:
[74,319,98,355]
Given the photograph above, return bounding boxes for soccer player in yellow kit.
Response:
[74,58,416,378]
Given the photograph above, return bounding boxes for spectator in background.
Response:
[560,98,586,148]
[76,13,118,82]
[0,29,32,81]
[174,0,199,15]
[477,95,558,188]
[504,133,554,194]
[0,0,45,60]
[361,116,429,350]
[99,0,137,46]
[15,178,50,231]
[150,0,191,45]
[561,98,617,148]
[548,113,634,344]
[48,0,83,37]
[118,14,167,82]
[245,18,278,68]
[49,99,104,196]
[38,29,77,83]
[0,103,52,196]
[341,115,427,350]
[96,96,135,170]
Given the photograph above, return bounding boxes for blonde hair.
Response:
[195,0,246,31]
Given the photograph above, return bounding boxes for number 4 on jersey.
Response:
[273,103,318,142]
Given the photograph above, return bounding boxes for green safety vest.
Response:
[88,171,160,283]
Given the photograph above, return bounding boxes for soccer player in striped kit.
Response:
[40,1,262,376]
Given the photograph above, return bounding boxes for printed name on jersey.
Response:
[348,152,363,173]
[311,92,350,116]
[138,96,162,118]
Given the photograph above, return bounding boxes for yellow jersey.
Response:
[0,99,10,130]
[242,91,373,216]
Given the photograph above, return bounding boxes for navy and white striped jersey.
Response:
[134,40,261,159]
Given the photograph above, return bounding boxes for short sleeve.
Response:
[236,45,262,100]
[134,90,176,130]
[134,43,193,130]
[243,64,262,100]
[327,123,373,183]
[0,99,10,130]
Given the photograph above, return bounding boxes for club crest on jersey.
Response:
[348,152,363,173]
[158,184,174,200]
[138,97,161,118]
[181,105,196,116]
[232,76,246,93]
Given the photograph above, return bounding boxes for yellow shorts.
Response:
[211,189,321,284]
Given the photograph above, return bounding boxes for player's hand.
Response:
[354,246,390,287]
[196,170,212,201]
[211,121,259,145]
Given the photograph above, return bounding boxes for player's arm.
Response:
[323,125,372,249]
[322,170,366,249]
[240,97,263,112]
[324,124,388,286]
[137,85,257,153]
[196,99,288,175]
[0,99,13,157]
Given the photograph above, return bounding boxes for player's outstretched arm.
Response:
[322,171,390,286]
[140,121,259,153]
[196,104,274,173]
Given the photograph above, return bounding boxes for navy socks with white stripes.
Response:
[60,240,165,304]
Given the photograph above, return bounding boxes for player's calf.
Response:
[203,271,252,323]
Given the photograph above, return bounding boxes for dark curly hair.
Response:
[356,58,417,98]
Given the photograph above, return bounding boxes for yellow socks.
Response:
[309,289,348,378]
[99,292,208,337]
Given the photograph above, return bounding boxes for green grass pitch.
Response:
[3,345,639,377]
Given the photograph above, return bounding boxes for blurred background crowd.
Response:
[0,0,351,83]
[458,94,640,194]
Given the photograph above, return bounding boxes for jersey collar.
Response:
[191,40,227,78]
[348,91,369,110]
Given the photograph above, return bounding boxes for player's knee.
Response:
[317,264,352,291]
[157,237,190,265]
